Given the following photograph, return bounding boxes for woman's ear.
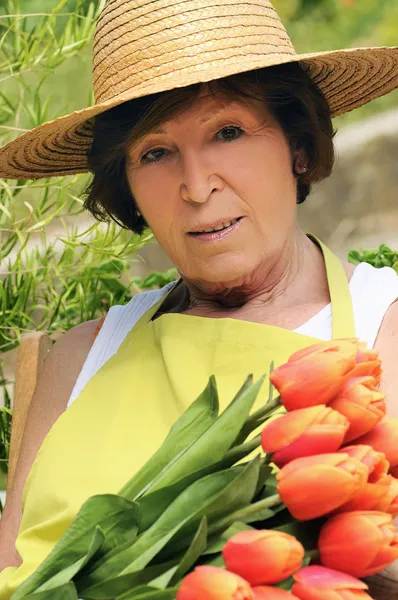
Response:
[292,149,309,176]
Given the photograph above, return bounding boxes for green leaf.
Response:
[136,435,263,533]
[167,517,207,587]
[34,527,104,594]
[138,375,265,497]
[21,582,79,600]
[77,561,178,599]
[116,588,178,600]
[12,495,139,599]
[78,460,260,598]
[118,376,219,500]
[154,458,261,563]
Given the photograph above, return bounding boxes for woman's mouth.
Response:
[188,217,244,242]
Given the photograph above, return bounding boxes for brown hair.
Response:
[83,63,335,235]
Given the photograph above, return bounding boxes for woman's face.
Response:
[126,91,298,291]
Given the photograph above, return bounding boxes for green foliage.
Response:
[348,245,398,272]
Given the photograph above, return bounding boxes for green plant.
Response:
[348,245,398,272]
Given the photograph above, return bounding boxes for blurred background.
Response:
[0,0,397,493]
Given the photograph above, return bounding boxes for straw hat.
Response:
[0,0,397,180]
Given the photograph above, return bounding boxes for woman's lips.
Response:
[187,216,244,242]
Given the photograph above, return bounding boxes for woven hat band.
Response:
[92,0,296,104]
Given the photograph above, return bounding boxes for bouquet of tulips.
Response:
[11,339,398,600]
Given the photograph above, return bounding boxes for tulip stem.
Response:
[234,395,282,446]
[207,493,282,536]
[305,549,320,563]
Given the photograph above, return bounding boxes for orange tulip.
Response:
[373,476,398,516]
[328,376,385,443]
[253,587,300,599]
[354,418,398,467]
[292,566,372,600]
[222,530,304,585]
[339,444,389,476]
[261,406,349,468]
[390,464,398,478]
[318,511,398,577]
[176,566,254,600]
[276,453,368,521]
[334,473,392,513]
[334,445,391,511]
[270,340,358,411]
[350,342,382,382]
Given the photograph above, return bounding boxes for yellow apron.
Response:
[0,234,356,599]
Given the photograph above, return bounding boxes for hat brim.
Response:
[0,45,397,180]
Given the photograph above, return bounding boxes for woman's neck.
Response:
[152,231,356,327]
[182,231,327,313]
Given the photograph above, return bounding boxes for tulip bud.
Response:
[318,511,398,577]
[354,418,398,467]
[350,342,382,382]
[373,476,398,516]
[270,340,357,411]
[253,586,300,599]
[334,445,391,511]
[261,406,349,468]
[222,530,304,585]
[176,566,254,600]
[276,453,368,521]
[328,376,385,443]
[339,444,389,476]
[292,566,372,600]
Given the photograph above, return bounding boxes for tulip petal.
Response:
[293,566,369,589]
[276,454,368,521]
[354,418,398,467]
[261,407,326,452]
[272,426,347,468]
[223,530,304,585]
[318,511,398,578]
[176,566,254,600]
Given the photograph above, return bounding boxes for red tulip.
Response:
[334,445,391,511]
[261,406,349,468]
[176,566,254,600]
[374,476,398,516]
[270,340,358,411]
[318,511,398,577]
[292,565,372,600]
[222,530,304,585]
[354,418,398,467]
[276,453,368,521]
[253,587,300,599]
[328,376,385,443]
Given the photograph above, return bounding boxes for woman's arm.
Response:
[0,319,100,570]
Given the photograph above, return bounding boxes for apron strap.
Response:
[307,233,356,339]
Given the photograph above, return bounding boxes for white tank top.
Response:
[67,262,398,408]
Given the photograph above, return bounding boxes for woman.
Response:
[0,0,397,598]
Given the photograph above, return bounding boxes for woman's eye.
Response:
[216,125,244,142]
[140,125,244,164]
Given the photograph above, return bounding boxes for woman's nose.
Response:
[180,152,223,205]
